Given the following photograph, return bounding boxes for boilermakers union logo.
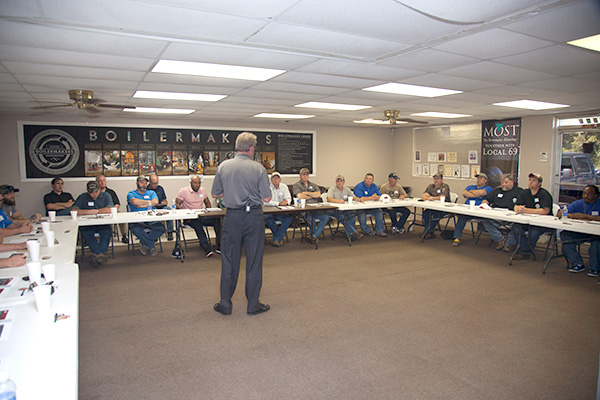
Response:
[29,129,79,175]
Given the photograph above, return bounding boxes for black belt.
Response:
[227,206,262,211]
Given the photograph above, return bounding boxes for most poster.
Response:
[21,124,314,179]
[480,118,521,188]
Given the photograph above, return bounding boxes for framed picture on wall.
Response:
[428,152,437,162]
[447,152,457,163]
[422,163,430,176]
[468,150,478,164]
[444,164,452,178]
[414,163,422,175]
[452,164,460,177]
[461,165,470,178]
[415,150,421,162]
[471,165,480,177]
[438,152,446,162]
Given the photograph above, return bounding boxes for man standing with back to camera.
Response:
[212,132,272,316]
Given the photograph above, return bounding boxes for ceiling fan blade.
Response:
[30,103,73,110]
[85,106,100,114]
[397,118,428,125]
[96,103,136,109]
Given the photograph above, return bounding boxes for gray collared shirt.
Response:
[212,153,271,208]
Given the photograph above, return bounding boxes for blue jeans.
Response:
[81,225,112,255]
[560,231,599,271]
[330,211,358,236]
[306,212,329,239]
[422,210,443,234]
[386,207,410,230]
[264,214,292,242]
[357,209,385,234]
[481,220,516,246]
[512,224,550,254]
[130,221,166,250]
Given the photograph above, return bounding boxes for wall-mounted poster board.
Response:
[412,123,480,180]
[19,123,315,180]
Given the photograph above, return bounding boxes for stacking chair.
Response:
[420,192,458,242]
[125,206,163,256]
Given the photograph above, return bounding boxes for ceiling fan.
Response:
[383,110,428,125]
[30,89,135,115]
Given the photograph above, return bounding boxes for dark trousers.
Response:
[80,225,112,255]
[184,218,211,251]
[218,208,265,313]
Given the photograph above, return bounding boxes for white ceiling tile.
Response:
[0,45,154,71]
[38,0,267,42]
[136,0,299,19]
[443,61,558,85]
[0,0,42,18]
[0,20,168,58]
[250,81,350,96]
[161,42,318,70]
[494,45,600,76]
[14,75,140,90]
[503,0,600,42]
[380,49,480,72]
[0,73,18,84]
[4,62,146,81]
[296,60,420,81]
[402,73,498,91]
[277,0,463,43]
[271,71,379,89]
[433,28,554,59]
[521,77,600,93]
[246,22,408,61]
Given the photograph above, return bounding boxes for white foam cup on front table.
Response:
[27,261,42,284]
[111,207,118,218]
[41,221,50,233]
[439,195,446,203]
[469,200,476,209]
[42,263,56,282]
[45,230,55,247]
[70,210,78,220]
[48,211,56,222]
[33,284,52,314]
[26,239,41,261]
[300,198,306,208]
[348,196,353,204]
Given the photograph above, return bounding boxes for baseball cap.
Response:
[86,181,100,193]
[271,171,281,179]
[299,168,310,175]
[0,185,19,195]
[432,173,443,179]
[388,172,399,180]
[528,172,543,183]
[335,175,345,181]
[475,173,488,180]
[137,175,149,182]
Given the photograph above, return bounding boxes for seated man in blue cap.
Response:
[127,176,166,256]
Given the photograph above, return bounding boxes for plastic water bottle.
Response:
[561,205,568,220]
[0,371,17,400]
[172,199,176,210]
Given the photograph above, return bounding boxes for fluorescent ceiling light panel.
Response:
[567,34,600,52]
[152,60,285,81]
[363,83,462,97]
[295,102,372,111]
[411,112,472,118]
[353,118,404,125]
[134,90,226,102]
[493,100,569,110]
[124,107,195,114]
[253,113,315,119]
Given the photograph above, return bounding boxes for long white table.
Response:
[0,218,79,400]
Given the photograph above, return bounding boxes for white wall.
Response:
[392,115,556,197]
[0,113,393,216]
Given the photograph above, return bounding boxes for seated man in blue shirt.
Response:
[353,173,387,237]
[127,176,166,256]
[562,185,600,277]
[0,194,33,238]
[72,181,114,268]
[452,173,493,247]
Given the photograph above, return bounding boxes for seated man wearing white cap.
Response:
[127,176,166,256]
[72,181,114,268]
[327,175,363,241]
[263,172,292,247]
